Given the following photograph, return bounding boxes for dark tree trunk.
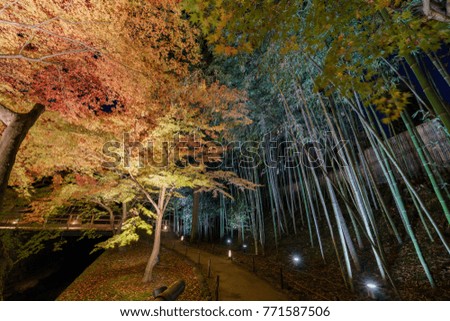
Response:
[118,201,128,233]
[190,190,200,242]
[0,103,45,211]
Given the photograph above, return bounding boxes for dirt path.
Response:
[162,236,288,301]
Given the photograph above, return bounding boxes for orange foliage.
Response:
[3,0,249,196]
[0,0,201,119]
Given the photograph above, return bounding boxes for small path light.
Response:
[163,225,168,231]
[226,239,232,245]
[366,282,378,299]
[228,250,232,259]
[292,255,301,266]
[180,235,184,241]
[11,219,19,225]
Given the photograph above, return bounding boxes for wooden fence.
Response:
[364,119,449,184]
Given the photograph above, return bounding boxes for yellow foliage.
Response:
[372,89,411,123]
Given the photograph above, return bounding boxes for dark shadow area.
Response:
[3,235,105,301]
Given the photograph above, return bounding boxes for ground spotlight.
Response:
[292,255,301,265]
[366,282,378,299]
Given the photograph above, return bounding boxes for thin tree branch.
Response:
[128,171,159,212]
[0,0,19,15]
[0,18,98,51]
[162,187,175,213]
[0,49,92,62]
[19,30,37,56]
[92,199,109,211]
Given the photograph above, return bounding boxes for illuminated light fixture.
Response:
[292,255,301,264]
[366,282,378,299]
[163,225,168,231]
[243,244,248,249]
[228,250,232,259]
[70,216,81,226]
[11,219,19,225]
[181,235,184,241]
[226,239,232,244]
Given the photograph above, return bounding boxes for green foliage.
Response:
[77,229,104,242]
[93,216,153,252]
[184,0,449,122]
[136,204,157,219]
[15,231,63,263]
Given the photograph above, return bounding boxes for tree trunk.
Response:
[378,9,450,131]
[404,53,450,132]
[0,103,45,210]
[118,201,128,233]
[190,190,200,242]
[422,0,450,22]
[237,225,242,244]
[142,209,163,282]
[93,200,116,234]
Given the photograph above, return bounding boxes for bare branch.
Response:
[0,0,19,15]
[0,103,18,126]
[128,171,159,212]
[0,49,92,62]
[19,30,36,56]
[0,18,98,51]
[92,199,112,213]
[162,187,174,214]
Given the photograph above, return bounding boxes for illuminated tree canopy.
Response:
[0,0,449,299]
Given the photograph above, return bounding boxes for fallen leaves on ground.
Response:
[57,240,209,301]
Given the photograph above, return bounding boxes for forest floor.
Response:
[183,184,450,304]
[47,176,450,301]
[185,234,450,301]
[57,239,210,301]
[58,233,290,301]
[202,175,449,301]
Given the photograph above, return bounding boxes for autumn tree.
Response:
[50,83,252,283]
[0,0,202,209]
[101,75,252,282]
[1,0,253,284]
[183,0,450,129]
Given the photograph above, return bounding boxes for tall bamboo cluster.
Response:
[212,49,450,291]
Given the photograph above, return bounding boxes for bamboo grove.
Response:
[171,0,450,293]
